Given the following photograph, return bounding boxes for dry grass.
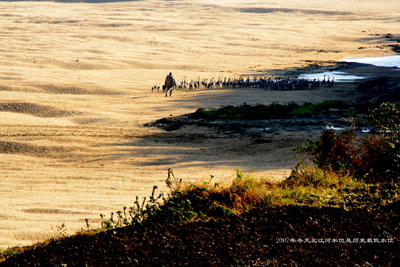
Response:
[165,165,370,217]
[273,165,366,207]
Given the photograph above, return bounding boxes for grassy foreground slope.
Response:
[1,102,399,266]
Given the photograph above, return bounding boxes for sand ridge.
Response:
[1,0,399,249]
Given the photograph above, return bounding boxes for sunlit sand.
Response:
[0,0,399,249]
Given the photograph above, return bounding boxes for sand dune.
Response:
[0,0,399,249]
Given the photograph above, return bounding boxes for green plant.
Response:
[85,218,90,230]
[364,102,400,180]
[289,100,348,116]
[195,100,349,121]
[165,168,183,191]
[294,102,400,183]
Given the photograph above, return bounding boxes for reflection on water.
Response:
[298,71,368,82]
[342,55,400,68]
[299,55,399,82]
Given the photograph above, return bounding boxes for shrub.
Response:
[294,102,400,183]
[366,102,400,175]
[289,100,348,116]
[196,100,348,120]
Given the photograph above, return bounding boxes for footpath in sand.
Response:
[0,0,399,249]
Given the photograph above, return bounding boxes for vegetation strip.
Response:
[193,100,350,120]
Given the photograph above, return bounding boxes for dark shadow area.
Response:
[0,102,82,117]
[235,7,353,16]
[2,200,398,266]
[95,130,304,172]
[95,110,359,173]
[96,134,252,169]
[355,33,399,43]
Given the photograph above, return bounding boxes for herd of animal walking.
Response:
[154,72,335,97]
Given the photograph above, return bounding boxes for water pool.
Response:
[298,71,368,82]
[342,55,400,68]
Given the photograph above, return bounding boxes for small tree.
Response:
[362,102,400,182]
[294,102,400,183]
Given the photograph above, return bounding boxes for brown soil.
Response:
[1,204,399,266]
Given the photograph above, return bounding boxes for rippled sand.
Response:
[0,0,399,249]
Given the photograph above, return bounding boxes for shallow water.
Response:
[298,71,368,82]
[342,55,400,68]
[299,55,400,82]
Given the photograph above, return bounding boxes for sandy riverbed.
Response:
[0,0,399,249]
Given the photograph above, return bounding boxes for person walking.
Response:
[164,72,176,97]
